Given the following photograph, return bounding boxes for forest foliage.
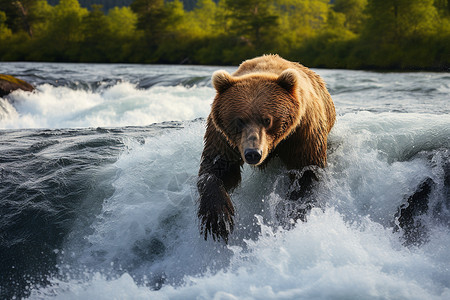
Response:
[0,0,449,70]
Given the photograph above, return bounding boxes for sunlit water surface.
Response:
[0,62,449,299]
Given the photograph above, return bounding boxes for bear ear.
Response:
[212,70,235,93]
[276,68,299,94]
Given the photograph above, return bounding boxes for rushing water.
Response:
[0,62,449,299]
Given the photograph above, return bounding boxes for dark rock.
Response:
[0,74,34,97]
[394,177,434,246]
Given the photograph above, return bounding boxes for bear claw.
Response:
[198,201,235,243]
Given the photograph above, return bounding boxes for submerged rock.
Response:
[394,178,434,246]
[0,74,34,97]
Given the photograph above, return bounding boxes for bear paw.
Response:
[198,179,235,243]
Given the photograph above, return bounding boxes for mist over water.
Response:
[0,63,449,299]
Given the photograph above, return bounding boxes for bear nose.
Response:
[244,148,262,165]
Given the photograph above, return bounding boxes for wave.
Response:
[2,66,449,130]
[0,82,214,129]
[28,113,450,299]
[2,64,449,298]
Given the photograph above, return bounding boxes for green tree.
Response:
[184,0,232,64]
[187,0,219,37]
[223,0,279,49]
[0,0,447,69]
[130,0,185,62]
[0,0,29,34]
[29,0,53,35]
[152,0,187,63]
[364,0,439,42]
[130,0,164,33]
[106,6,139,61]
[0,0,52,37]
[434,0,450,16]
[80,4,111,61]
[131,0,175,44]
[332,0,367,33]
[107,6,137,38]
[12,0,34,37]
[275,0,329,45]
[0,11,12,39]
[38,0,88,61]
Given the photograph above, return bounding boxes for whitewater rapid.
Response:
[29,113,450,300]
[1,64,449,130]
[0,63,449,299]
[0,83,214,128]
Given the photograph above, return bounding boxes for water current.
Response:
[0,62,449,299]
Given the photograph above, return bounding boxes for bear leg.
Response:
[197,154,242,243]
[275,168,319,229]
[287,169,318,201]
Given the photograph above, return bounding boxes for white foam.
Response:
[0,83,214,129]
[0,98,19,121]
[32,211,450,299]
[29,112,450,299]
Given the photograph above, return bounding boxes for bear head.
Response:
[210,69,304,166]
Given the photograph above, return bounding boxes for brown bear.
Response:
[197,54,335,242]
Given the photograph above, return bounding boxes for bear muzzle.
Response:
[244,148,262,165]
[240,124,267,165]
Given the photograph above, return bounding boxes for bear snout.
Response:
[244,148,262,165]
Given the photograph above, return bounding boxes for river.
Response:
[0,62,449,299]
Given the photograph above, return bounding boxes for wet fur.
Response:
[198,55,336,242]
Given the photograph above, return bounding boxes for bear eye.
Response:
[235,118,245,132]
[262,117,272,128]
